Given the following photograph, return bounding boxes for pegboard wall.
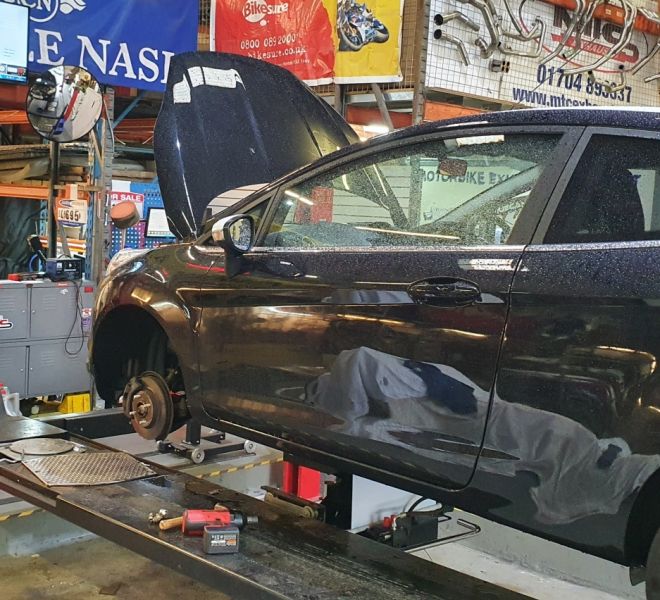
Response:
[427,0,660,107]
[110,182,174,256]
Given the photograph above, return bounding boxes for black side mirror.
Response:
[211,214,255,254]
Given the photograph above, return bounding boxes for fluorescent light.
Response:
[456,135,504,146]
[363,124,390,134]
[354,225,461,241]
[284,189,314,206]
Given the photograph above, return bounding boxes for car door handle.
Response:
[408,278,481,306]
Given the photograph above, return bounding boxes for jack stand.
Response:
[322,473,353,529]
[157,420,257,464]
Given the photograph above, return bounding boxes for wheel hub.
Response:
[123,372,173,440]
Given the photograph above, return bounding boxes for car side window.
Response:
[545,135,660,244]
[260,134,562,249]
[245,199,268,232]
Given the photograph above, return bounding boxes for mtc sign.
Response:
[5,0,198,91]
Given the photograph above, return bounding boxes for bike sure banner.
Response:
[211,0,403,84]
[17,0,198,92]
[211,0,336,85]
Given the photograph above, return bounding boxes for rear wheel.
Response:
[647,529,660,599]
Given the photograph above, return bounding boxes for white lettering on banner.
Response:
[19,0,183,89]
[109,42,137,79]
[173,77,191,104]
[138,47,159,82]
[242,0,289,25]
[74,35,174,85]
[161,51,174,84]
[77,36,111,71]
[6,0,86,24]
[201,67,244,89]
[33,28,64,66]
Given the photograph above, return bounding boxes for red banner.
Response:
[211,0,335,85]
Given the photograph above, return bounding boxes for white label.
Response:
[188,66,204,87]
[57,200,88,225]
[173,77,191,104]
[202,67,244,89]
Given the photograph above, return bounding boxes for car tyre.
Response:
[647,528,660,599]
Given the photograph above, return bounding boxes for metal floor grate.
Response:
[23,452,156,487]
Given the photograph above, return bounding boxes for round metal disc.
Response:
[10,438,75,455]
[124,371,173,441]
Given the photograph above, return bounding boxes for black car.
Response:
[92,53,660,595]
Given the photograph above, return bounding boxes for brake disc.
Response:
[123,371,173,441]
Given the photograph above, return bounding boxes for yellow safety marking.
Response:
[0,508,42,522]
[0,457,286,519]
[196,456,283,480]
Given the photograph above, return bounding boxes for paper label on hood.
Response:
[202,67,244,89]
[173,77,191,104]
[188,66,204,88]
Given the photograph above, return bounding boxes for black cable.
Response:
[64,279,84,356]
[406,496,430,513]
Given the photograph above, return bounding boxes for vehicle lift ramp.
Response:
[0,410,528,600]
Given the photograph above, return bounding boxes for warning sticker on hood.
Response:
[172,67,245,104]
[173,78,191,104]
[202,67,244,89]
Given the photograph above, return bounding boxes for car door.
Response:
[490,128,660,560]
[198,126,576,491]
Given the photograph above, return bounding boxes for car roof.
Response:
[381,106,660,143]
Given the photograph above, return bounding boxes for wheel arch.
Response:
[91,302,197,406]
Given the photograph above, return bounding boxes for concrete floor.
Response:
[0,538,229,600]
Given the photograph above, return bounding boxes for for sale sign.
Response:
[108,191,145,218]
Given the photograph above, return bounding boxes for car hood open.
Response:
[154,52,359,239]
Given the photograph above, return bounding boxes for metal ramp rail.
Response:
[0,412,529,600]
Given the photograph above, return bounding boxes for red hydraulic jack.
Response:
[282,462,322,502]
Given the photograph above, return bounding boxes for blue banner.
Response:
[4,0,198,91]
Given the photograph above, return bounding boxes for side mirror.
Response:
[211,214,255,254]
